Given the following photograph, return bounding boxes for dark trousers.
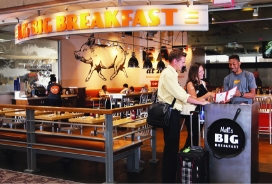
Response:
[181,114,204,149]
[161,109,181,183]
[49,98,62,107]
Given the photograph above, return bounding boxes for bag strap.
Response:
[153,90,158,103]
[171,97,176,107]
[154,89,176,107]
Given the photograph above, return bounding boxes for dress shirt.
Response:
[99,89,109,97]
[120,88,129,94]
[158,65,190,111]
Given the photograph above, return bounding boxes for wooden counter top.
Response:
[35,112,84,121]
[68,115,121,124]
[5,110,53,117]
[0,108,24,115]
[61,94,77,98]
[14,94,77,100]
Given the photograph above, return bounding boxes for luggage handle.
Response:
[190,111,201,147]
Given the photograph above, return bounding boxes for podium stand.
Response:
[204,102,259,183]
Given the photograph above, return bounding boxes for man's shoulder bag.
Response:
[147,91,176,128]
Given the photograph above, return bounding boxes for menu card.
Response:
[214,86,237,103]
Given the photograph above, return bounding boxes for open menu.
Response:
[214,86,237,103]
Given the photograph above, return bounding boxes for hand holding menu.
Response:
[214,86,237,103]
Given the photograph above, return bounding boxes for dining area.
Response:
[86,90,154,109]
[0,103,155,183]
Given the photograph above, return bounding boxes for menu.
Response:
[214,86,237,103]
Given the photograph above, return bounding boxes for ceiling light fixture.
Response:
[253,8,258,17]
[128,32,139,68]
[157,31,165,72]
[143,36,153,69]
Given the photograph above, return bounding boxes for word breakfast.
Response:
[15,5,208,43]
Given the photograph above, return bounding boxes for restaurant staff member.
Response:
[46,75,62,106]
[223,54,256,104]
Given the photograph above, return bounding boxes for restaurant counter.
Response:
[12,94,78,107]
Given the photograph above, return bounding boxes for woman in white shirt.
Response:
[120,83,129,94]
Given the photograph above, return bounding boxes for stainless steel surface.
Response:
[204,102,259,183]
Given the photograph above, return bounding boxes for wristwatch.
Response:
[240,92,244,97]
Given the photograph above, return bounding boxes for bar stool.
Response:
[90,118,118,137]
[137,94,149,116]
[60,124,83,135]
[254,97,272,144]
[124,123,152,164]
[10,116,26,129]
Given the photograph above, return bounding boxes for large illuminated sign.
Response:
[15,5,208,44]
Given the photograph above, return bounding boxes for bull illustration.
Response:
[74,36,128,81]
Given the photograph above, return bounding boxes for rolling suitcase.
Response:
[177,111,209,183]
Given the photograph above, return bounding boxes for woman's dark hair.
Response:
[123,83,128,88]
[129,86,134,92]
[50,75,56,82]
[186,62,204,90]
[49,74,56,84]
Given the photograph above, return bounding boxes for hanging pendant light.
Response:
[127,32,139,68]
[180,31,187,73]
[143,34,153,69]
[157,31,165,73]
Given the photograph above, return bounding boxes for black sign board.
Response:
[207,118,245,159]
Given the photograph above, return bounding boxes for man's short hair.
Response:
[229,54,240,62]
[168,49,187,63]
[123,83,128,88]
[102,85,106,90]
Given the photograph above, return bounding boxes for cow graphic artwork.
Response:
[74,35,128,81]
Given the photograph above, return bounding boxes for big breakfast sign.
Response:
[15,5,208,44]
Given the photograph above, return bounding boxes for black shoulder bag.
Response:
[147,90,176,128]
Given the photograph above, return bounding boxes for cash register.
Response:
[33,86,47,97]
